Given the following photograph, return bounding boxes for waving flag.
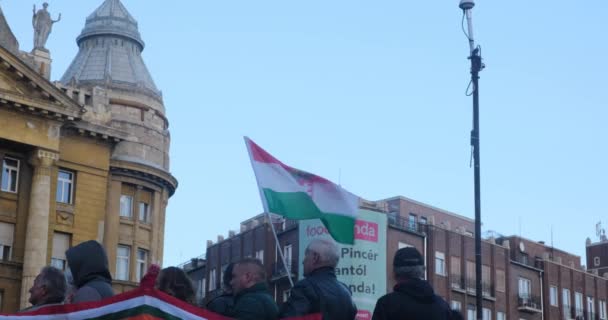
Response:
[245,137,359,244]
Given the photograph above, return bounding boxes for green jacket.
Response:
[230,283,279,320]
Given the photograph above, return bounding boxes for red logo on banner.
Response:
[354,220,378,242]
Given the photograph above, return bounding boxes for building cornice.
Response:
[110,159,177,196]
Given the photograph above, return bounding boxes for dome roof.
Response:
[78,0,144,49]
[60,0,160,98]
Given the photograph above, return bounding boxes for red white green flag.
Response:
[245,137,359,244]
[0,288,322,320]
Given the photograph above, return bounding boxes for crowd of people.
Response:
[20,238,462,320]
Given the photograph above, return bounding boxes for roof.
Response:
[60,0,160,98]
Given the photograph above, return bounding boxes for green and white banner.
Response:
[298,209,387,320]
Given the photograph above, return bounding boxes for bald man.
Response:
[280,239,357,320]
[228,258,278,320]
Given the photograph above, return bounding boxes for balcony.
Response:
[387,214,426,234]
[518,295,542,313]
[271,259,298,281]
[463,278,494,300]
[450,274,465,292]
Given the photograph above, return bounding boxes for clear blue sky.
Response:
[3,1,607,267]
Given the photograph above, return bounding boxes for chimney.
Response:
[206,240,213,248]
[240,224,247,232]
[229,230,236,238]
[217,235,224,242]
[502,240,510,249]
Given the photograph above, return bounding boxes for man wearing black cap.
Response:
[372,247,452,320]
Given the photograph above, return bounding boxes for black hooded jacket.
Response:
[280,267,357,320]
[66,240,114,303]
[372,278,452,320]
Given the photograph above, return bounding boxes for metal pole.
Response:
[470,47,483,320]
[266,212,295,288]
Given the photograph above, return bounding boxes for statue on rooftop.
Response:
[32,2,61,50]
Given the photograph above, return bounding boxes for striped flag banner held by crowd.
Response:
[0,287,321,320]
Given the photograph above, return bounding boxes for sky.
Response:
[2,1,607,267]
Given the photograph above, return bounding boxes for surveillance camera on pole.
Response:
[459,0,476,54]
[458,0,484,319]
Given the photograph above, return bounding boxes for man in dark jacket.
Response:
[228,258,278,320]
[372,247,452,320]
[65,240,114,303]
[206,262,235,314]
[280,239,357,320]
[21,266,66,312]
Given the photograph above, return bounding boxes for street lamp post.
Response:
[459,0,485,319]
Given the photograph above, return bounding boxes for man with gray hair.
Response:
[372,247,452,320]
[21,266,66,312]
[280,238,357,320]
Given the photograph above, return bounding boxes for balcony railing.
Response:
[462,278,493,298]
[518,294,542,313]
[271,259,298,280]
[387,214,426,234]
[450,274,465,290]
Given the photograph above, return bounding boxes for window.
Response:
[496,269,506,292]
[136,249,148,282]
[588,296,595,320]
[283,289,291,302]
[120,195,133,218]
[451,256,461,279]
[209,269,217,291]
[420,216,428,225]
[138,202,150,223]
[482,308,491,320]
[255,249,264,263]
[398,242,413,249]
[466,261,476,291]
[518,277,531,299]
[284,244,293,268]
[56,170,74,204]
[563,289,571,316]
[496,312,505,320]
[51,232,70,270]
[451,301,462,311]
[116,245,130,281]
[408,213,417,230]
[595,256,601,267]
[435,251,446,276]
[549,286,558,306]
[599,300,606,320]
[0,222,14,261]
[482,265,491,295]
[196,279,206,301]
[575,292,584,316]
[220,264,228,285]
[467,305,476,320]
[1,157,19,193]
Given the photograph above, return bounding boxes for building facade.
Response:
[200,196,608,320]
[0,0,176,312]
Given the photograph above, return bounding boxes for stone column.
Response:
[150,190,161,265]
[103,178,122,276]
[20,149,58,308]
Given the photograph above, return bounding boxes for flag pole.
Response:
[266,212,295,288]
[244,137,295,288]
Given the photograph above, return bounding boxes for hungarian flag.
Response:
[245,137,359,244]
[1,289,322,320]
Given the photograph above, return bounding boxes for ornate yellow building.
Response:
[0,0,177,312]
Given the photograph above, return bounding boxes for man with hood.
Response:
[65,240,114,303]
[372,247,451,320]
